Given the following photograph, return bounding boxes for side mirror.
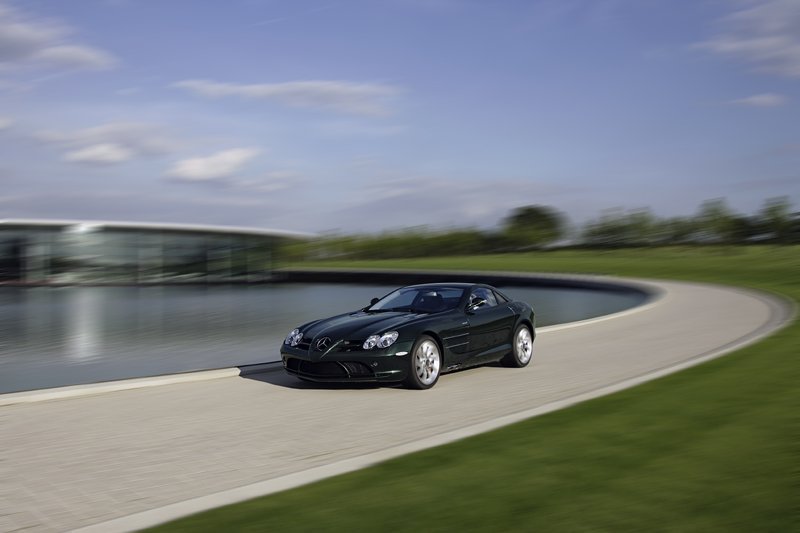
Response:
[370,297,380,306]
[467,298,487,313]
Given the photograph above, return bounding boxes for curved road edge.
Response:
[68,279,795,533]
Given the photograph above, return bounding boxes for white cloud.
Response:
[728,92,788,107]
[0,1,117,70]
[166,148,261,182]
[0,116,13,129]
[172,79,400,116]
[695,0,800,77]
[63,143,134,164]
[36,121,178,165]
[0,4,60,62]
[32,44,115,70]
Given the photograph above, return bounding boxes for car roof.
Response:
[404,282,490,290]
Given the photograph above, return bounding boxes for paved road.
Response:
[0,278,791,532]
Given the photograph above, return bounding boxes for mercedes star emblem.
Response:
[315,337,332,351]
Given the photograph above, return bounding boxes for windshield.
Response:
[367,287,465,314]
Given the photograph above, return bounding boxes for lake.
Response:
[0,283,647,393]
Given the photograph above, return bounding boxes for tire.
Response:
[502,324,533,368]
[403,335,442,389]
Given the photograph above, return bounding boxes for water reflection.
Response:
[0,283,645,393]
[67,289,102,361]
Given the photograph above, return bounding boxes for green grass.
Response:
[152,246,799,532]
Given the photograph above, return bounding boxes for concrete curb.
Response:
[0,363,282,407]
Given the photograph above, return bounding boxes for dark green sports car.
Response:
[280,283,535,389]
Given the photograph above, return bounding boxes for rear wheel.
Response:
[502,324,533,368]
[403,335,441,389]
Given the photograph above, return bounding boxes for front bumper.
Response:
[280,340,413,382]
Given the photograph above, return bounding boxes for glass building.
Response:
[0,220,310,284]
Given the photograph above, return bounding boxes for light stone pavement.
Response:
[0,278,792,532]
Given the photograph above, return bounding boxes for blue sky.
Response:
[0,0,797,233]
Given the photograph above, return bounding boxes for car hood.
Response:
[302,310,427,341]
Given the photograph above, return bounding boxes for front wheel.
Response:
[403,335,441,389]
[502,324,533,368]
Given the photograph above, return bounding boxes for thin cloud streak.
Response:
[695,0,800,77]
[0,1,117,70]
[63,143,134,165]
[32,44,115,70]
[172,79,401,116]
[35,122,178,165]
[328,176,581,230]
[728,92,788,107]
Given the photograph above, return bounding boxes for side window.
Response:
[470,287,498,308]
[494,290,509,304]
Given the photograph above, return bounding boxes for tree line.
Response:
[582,197,797,247]
[283,196,799,261]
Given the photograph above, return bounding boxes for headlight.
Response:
[363,331,399,350]
[285,328,303,346]
[378,331,399,348]
[363,335,379,350]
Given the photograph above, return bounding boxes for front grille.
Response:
[300,361,347,377]
[285,358,375,379]
[339,361,373,376]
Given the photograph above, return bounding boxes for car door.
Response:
[437,312,472,369]
[465,288,515,363]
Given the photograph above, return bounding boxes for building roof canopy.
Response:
[0,219,314,239]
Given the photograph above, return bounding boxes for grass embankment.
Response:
[153,247,799,532]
